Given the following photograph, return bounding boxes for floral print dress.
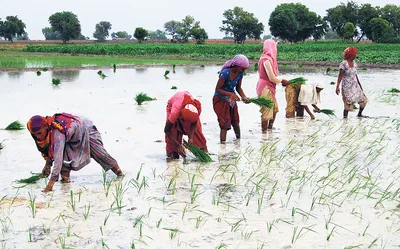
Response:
[339,60,365,104]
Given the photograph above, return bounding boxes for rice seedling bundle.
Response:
[289,77,307,85]
[135,93,156,105]
[164,70,170,77]
[183,140,212,162]
[319,109,336,117]
[388,88,400,93]
[171,86,177,89]
[249,97,274,108]
[5,121,24,130]
[52,78,61,85]
[16,173,43,184]
[36,71,41,76]
[330,82,335,85]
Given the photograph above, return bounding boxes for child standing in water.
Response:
[213,54,251,144]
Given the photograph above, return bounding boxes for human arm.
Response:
[42,159,53,178]
[264,61,289,86]
[356,75,364,91]
[302,105,315,119]
[164,120,186,157]
[336,69,344,95]
[235,78,251,104]
[44,130,66,192]
[312,104,320,113]
[215,77,240,101]
[188,121,198,144]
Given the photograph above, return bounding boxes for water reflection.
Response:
[7,71,23,80]
[51,70,81,82]
[182,66,206,75]
[135,68,148,74]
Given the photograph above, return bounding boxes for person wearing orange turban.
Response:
[164,91,208,159]
[336,46,368,118]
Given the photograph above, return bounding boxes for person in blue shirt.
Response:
[213,54,251,144]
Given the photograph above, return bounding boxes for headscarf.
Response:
[316,82,325,89]
[343,46,358,61]
[260,39,278,75]
[27,115,49,133]
[180,104,199,123]
[221,54,249,70]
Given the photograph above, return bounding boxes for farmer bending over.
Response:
[285,83,324,119]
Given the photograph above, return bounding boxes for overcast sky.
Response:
[1,0,390,40]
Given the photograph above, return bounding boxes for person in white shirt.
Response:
[285,83,324,119]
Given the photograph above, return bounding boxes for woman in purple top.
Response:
[27,113,123,192]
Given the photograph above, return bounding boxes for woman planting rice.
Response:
[336,46,368,118]
[256,39,289,132]
[27,113,123,192]
[213,54,251,144]
[164,91,208,159]
[285,83,325,119]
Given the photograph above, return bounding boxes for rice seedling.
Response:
[183,139,212,162]
[42,68,48,72]
[68,190,76,212]
[171,86,177,89]
[330,81,335,85]
[112,182,127,215]
[52,77,61,85]
[134,92,156,105]
[102,239,110,249]
[163,228,180,240]
[1,216,12,235]
[291,225,318,244]
[16,173,42,184]
[249,97,274,108]
[164,70,170,77]
[327,226,336,241]
[83,203,91,220]
[28,190,36,218]
[99,225,103,236]
[0,140,4,150]
[368,237,379,248]
[289,77,307,85]
[156,218,162,228]
[388,88,400,93]
[36,71,41,76]
[28,226,33,242]
[4,121,24,130]
[172,64,176,73]
[319,109,336,117]
[216,242,228,249]
[113,63,116,72]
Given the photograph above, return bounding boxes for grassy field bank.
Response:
[1,40,400,70]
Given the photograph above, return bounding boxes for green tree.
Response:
[380,5,400,36]
[325,1,359,38]
[220,6,264,44]
[134,27,148,42]
[0,16,26,42]
[111,31,130,39]
[324,28,340,39]
[42,27,61,40]
[164,20,182,38]
[343,22,356,41]
[369,18,393,42]
[190,24,208,44]
[177,15,195,42]
[269,3,327,42]
[93,21,112,41]
[147,30,167,40]
[49,11,81,43]
[357,4,381,41]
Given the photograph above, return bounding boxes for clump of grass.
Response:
[5,121,24,130]
[97,70,107,79]
[330,82,335,85]
[183,140,212,162]
[36,71,41,76]
[135,92,156,105]
[319,109,336,117]
[16,173,42,184]
[249,97,274,108]
[164,70,170,77]
[289,77,307,85]
[171,86,177,90]
[388,88,400,93]
[42,68,48,72]
[52,78,61,85]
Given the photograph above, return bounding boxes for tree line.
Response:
[1,2,399,44]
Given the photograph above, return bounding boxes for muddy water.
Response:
[0,67,399,249]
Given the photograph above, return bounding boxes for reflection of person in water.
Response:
[336,46,368,118]
[164,91,208,159]
[27,113,123,192]
[213,54,251,144]
[285,83,324,119]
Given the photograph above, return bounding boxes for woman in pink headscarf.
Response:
[213,54,251,144]
[256,39,289,132]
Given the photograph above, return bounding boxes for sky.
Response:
[0,0,391,40]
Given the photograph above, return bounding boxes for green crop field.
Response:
[22,41,400,64]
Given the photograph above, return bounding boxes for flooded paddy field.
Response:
[0,66,399,248]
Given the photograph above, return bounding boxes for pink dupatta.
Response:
[256,39,279,100]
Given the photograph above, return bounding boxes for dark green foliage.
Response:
[0,15,26,42]
[171,86,177,89]
[52,77,61,85]
[48,11,81,43]
[164,70,170,77]
[249,97,274,108]
[93,21,112,41]
[319,109,336,117]
[183,140,212,162]
[42,68,48,72]
[330,82,335,85]
[36,71,41,76]
[388,88,400,93]
[135,93,156,105]
[16,173,42,184]
[5,121,24,130]
[134,27,148,43]
[289,77,307,85]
